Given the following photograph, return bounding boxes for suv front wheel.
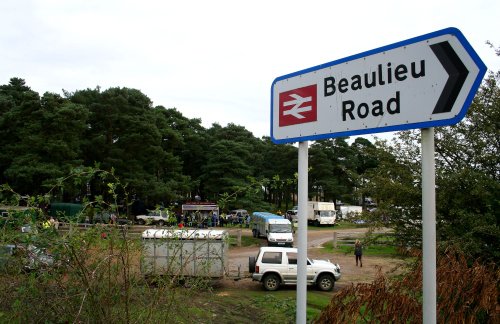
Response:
[263,273,281,291]
[316,273,334,291]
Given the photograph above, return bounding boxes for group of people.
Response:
[177,211,254,228]
[176,212,222,228]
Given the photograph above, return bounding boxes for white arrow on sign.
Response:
[282,94,312,119]
[270,27,487,144]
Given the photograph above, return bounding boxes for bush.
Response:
[314,248,499,323]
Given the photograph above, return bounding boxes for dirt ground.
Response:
[219,227,407,292]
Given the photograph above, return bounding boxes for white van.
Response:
[251,212,293,247]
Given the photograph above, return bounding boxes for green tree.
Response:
[0,78,42,191]
[201,139,254,201]
[69,87,184,206]
[153,107,207,198]
[258,137,297,209]
[363,138,422,245]
[0,79,89,196]
[350,137,379,206]
[433,70,500,262]
[200,123,262,203]
[309,138,357,204]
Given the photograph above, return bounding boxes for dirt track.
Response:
[221,227,406,292]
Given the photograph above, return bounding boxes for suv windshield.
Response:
[269,224,292,233]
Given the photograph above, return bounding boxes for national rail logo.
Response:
[279,84,317,127]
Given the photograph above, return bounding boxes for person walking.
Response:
[354,239,363,267]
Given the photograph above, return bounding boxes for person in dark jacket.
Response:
[354,239,363,267]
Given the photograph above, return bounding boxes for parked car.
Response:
[135,210,170,225]
[249,246,341,291]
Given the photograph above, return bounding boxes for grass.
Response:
[332,221,369,230]
[306,291,334,320]
[322,240,399,256]
[214,287,335,323]
[305,221,368,231]
[228,235,261,247]
[1,270,331,323]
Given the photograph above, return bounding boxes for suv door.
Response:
[283,252,316,284]
[283,251,298,284]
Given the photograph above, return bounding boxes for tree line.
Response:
[1,68,499,262]
[0,78,375,212]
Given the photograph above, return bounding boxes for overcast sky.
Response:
[1,0,499,140]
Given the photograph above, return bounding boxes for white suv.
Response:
[249,246,341,291]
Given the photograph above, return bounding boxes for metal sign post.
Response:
[422,128,436,323]
[296,141,308,324]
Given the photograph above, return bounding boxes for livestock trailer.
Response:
[141,229,228,278]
